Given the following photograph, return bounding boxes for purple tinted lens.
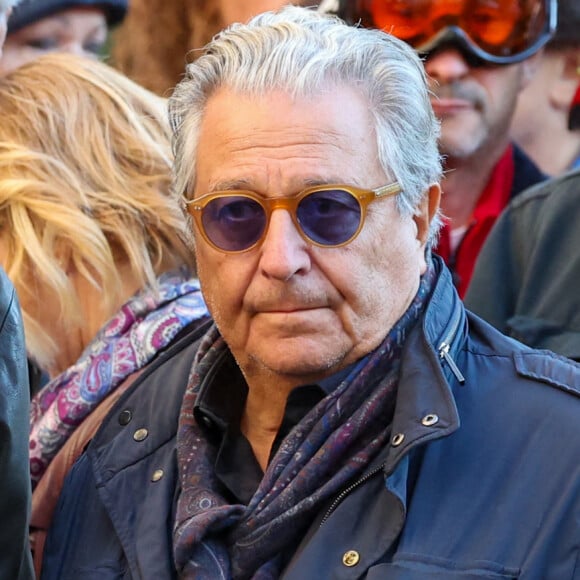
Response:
[202,196,266,251]
[297,189,361,245]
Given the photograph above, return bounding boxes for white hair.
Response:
[169,5,443,242]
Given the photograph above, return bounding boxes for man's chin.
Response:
[249,348,345,381]
[439,121,484,161]
[439,137,482,163]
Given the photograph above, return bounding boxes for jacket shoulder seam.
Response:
[514,352,580,398]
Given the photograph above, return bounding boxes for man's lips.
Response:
[431,97,473,115]
[256,305,326,314]
[247,291,332,315]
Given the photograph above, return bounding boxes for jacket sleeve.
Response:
[0,268,35,580]
[467,172,580,359]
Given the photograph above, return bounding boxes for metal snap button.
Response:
[133,428,149,442]
[342,550,360,567]
[200,416,213,429]
[151,469,164,482]
[391,433,405,446]
[421,413,439,426]
[118,409,132,426]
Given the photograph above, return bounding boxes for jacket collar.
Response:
[382,257,466,474]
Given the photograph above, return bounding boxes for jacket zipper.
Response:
[320,464,385,526]
[437,306,466,384]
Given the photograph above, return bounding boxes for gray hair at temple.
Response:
[0,0,20,12]
[169,5,443,243]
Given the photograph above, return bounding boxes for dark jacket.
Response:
[42,260,580,579]
[0,268,34,580]
[465,168,580,361]
[511,143,546,200]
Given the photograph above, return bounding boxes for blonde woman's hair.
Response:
[0,53,195,370]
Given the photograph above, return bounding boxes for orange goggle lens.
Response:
[336,0,556,64]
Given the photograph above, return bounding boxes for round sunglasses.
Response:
[185,182,402,253]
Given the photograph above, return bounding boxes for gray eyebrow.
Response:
[207,176,348,193]
[207,179,254,193]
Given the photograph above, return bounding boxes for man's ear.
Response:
[550,48,580,113]
[413,183,441,246]
[562,48,580,80]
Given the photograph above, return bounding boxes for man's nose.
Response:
[258,209,311,281]
[425,48,471,83]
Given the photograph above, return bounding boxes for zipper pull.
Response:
[438,342,466,385]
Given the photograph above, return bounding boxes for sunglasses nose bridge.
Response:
[261,196,307,242]
[264,196,302,227]
[266,196,295,212]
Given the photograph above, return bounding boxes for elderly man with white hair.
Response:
[38,6,580,579]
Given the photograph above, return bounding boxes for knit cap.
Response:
[552,0,580,47]
[8,0,128,33]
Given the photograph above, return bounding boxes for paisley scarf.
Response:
[29,267,208,488]
[173,263,436,579]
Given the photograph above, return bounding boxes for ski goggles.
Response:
[319,0,557,65]
[185,182,402,253]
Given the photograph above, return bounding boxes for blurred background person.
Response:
[511,0,580,174]
[110,0,305,95]
[0,52,208,575]
[0,0,127,75]
[320,0,551,297]
[1,2,35,579]
[462,0,580,359]
[466,168,580,360]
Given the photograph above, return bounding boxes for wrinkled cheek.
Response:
[196,262,252,353]
[354,260,418,336]
[195,254,227,319]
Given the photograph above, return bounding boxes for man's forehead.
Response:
[199,85,371,139]
[191,88,385,201]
